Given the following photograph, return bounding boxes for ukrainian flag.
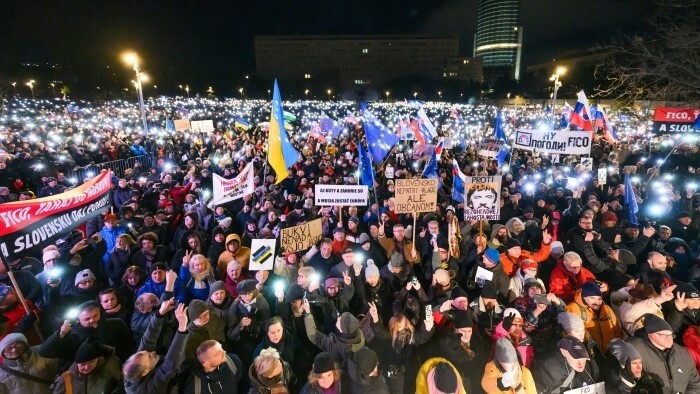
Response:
[268,80,300,184]
[234,116,251,131]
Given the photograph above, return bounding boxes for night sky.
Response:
[1,0,658,92]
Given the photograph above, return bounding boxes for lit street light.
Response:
[413,91,418,99]
[438,91,442,100]
[11,82,17,97]
[327,89,332,101]
[305,89,309,100]
[185,85,190,98]
[26,80,35,99]
[550,66,567,126]
[50,83,56,97]
[385,91,390,102]
[122,51,149,133]
[179,84,183,95]
[238,87,244,99]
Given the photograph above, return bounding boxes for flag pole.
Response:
[0,255,43,341]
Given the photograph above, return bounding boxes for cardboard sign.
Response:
[394,178,438,213]
[652,107,700,134]
[478,138,505,158]
[463,176,502,220]
[597,168,607,185]
[513,129,592,155]
[249,239,276,271]
[563,382,606,394]
[280,218,323,253]
[212,162,255,205]
[174,119,190,131]
[581,157,593,171]
[314,185,368,206]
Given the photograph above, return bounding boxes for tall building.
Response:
[255,35,470,88]
[474,0,522,81]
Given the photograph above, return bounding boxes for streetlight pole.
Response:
[122,52,149,133]
[305,89,309,100]
[385,91,390,102]
[50,83,56,97]
[327,89,332,101]
[238,88,243,99]
[11,82,16,97]
[26,80,35,99]
[185,85,190,98]
[550,66,566,127]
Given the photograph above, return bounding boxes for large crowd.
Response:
[0,96,698,394]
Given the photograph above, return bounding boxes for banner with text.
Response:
[478,138,505,158]
[0,171,112,261]
[394,178,438,213]
[174,119,191,131]
[212,162,255,205]
[513,129,591,155]
[464,176,502,220]
[280,218,323,253]
[191,120,215,133]
[314,185,368,206]
[652,107,700,134]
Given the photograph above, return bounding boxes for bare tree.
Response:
[593,0,700,105]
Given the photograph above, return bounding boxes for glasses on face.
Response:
[655,332,675,339]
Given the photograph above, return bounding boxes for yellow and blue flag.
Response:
[268,80,300,184]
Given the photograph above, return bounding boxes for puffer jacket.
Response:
[0,346,59,394]
[491,321,535,369]
[565,289,621,351]
[627,335,700,394]
[343,351,390,394]
[499,242,551,277]
[531,351,599,394]
[217,233,252,274]
[481,361,537,394]
[415,357,467,394]
[548,259,598,304]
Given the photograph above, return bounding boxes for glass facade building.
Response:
[474,0,522,80]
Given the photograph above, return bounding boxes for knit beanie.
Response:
[75,338,108,363]
[0,333,27,354]
[188,299,210,320]
[480,281,497,299]
[43,249,61,264]
[433,362,458,393]
[453,310,473,329]
[483,248,500,264]
[558,312,585,333]
[339,312,359,334]
[353,347,378,377]
[581,281,602,298]
[313,352,335,374]
[643,313,673,334]
[365,261,380,278]
[209,281,226,297]
[494,338,518,364]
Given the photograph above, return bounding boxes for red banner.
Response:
[652,107,700,134]
[0,171,112,261]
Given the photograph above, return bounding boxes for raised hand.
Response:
[343,270,352,286]
[159,297,176,315]
[182,250,193,267]
[59,320,72,338]
[542,230,552,244]
[174,303,188,331]
[675,292,687,311]
[368,301,379,323]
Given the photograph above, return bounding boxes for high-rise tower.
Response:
[474,0,522,81]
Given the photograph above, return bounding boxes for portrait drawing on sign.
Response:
[467,184,498,211]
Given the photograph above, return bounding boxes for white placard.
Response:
[597,168,607,185]
[563,382,606,394]
[212,162,255,205]
[478,138,505,158]
[249,239,276,271]
[475,266,494,287]
[513,129,592,155]
[314,185,368,206]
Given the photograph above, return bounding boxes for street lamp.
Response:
[327,89,332,101]
[549,66,567,126]
[153,85,158,95]
[413,91,418,99]
[267,89,271,99]
[207,86,214,95]
[26,80,35,99]
[238,88,243,99]
[50,83,56,97]
[178,85,183,95]
[185,85,190,98]
[11,82,17,97]
[305,89,309,100]
[122,51,149,133]
[438,91,442,100]
[385,91,390,102]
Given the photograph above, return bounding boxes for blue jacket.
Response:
[100,226,126,264]
[137,278,187,304]
[130,144,147,156]
[179,265,215,303]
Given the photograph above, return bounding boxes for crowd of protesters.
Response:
[0,96,699,393]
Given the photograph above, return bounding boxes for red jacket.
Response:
[549,259,597,304]
[170,182,194,208]
[684,326,700,374]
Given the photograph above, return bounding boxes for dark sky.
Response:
[0,0,658,88]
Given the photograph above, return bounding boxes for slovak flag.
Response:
[435,138,444,160]
[451,159,467,203]
[569,91,593,131]
[594,108,618,142]
[416,108,438,143]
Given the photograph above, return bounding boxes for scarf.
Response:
[459,340,475,359]
[260,374,289,394]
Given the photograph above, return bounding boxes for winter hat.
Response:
[494,338,518,364]
[313,352,335,374]
[339,312,359,333]
[75,338,109,363]
[581,281,602,298]
[342,247,354,256]
[520,261,538,272]
[150,262,168,273]
[433,362,459,393]
[453,309,473,328]
[0,333,27,353]
[558,336,589,360]
[285,285,305,302]
[358,233,370,245]
[294,200,305,210]
[678,211,692,219]
[601,211,618,223]
[523,206,534,213]
[483,248,500,265]
[43,249,61,264]
[643,314,673,334]
[324,278,340,289]
[505,238,521,250]
[446,205,455,212]
[608,338,641,368]
[523,278,545,292]
[390,252,405,268]
[74,269,96,286]
[212,226,225,238]
[615,249,636,266]
[558,312,585,333]
[503,308,523,324]
[349,216,359,225]
[219,217,233,229]
[188,299,210,320]
[677,282,700,299]
[209,281,226,297]
[237,279,257,295]
[104,214,117,222]
[353,347,378,377]
[451,286,468,301]
[550,241,564,256]
[365,262,380,278]
[480,281,497,299]
[436,237,449,251]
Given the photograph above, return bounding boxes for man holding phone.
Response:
[513,279,565,354]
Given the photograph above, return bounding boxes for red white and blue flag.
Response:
[569,91,593,131]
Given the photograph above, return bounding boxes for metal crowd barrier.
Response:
[67,155,154,181]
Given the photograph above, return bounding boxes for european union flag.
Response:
[357,141,375,188]
[624,174,639,225]
[165,118,175,132]
[320,114,344,138]
[363,109,399,164]
[422,147,438,179]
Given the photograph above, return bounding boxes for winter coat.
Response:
[619,298,664,337]
[531,352,599,394]
[217,234,252,274]
[184,315,227,361]
[565,289,621,351]
[667,305,700,344]
[368,318,434,369]
[684,326,700,374]
[467,260,510,305]
[436,330,488,393]
[106,246,136,286]
[50,352,123,394]
[508,269,545,303]
[179,265,216,302]
[252,329,300,365]
[377,232,419,266]
[99,226,127,264]
[492,322,535,369]
[415,357,467,394]
[247,360,295,394]
[183,354,243,394]
[304,313,365,364]
[343,353,390,394]
[548,259,598,304]
[627,335,700,394]
[137,277,187,304]
[0,346,59,394]
[471,297,504,338]
[131,246,171,274]
[499,241,551,277]
[481,361,537,394]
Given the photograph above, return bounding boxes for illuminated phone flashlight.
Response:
[354,253,364,263]
[65,308,80,321]
[568,178,579,188]
[501,164,509,173]
[203,189,211,198]
[48,267,63,278]
[525,183,535,192]
[86,171,95,178]
[310,273,321,285]
[35,163,44,171]
[688,182,698,190]
[274,281,285,293]
[70,177,78,184]
[663,174,674,181]
[649,204,664,217]
[164,163,173,171]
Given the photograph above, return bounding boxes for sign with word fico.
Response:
[563,382,606,394]
[652,107,700,134]
[513,129,592,155]
[394,179,438,213]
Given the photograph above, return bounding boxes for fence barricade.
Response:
[68,155,153,182]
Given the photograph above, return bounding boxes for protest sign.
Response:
[464,176,502,220]
[563,382,606,394]
[652,107,700,134]
[201,119,214,132]
[394,179,438,213]
[477,138,505,158]
[0,171,112,261]
[174,119,190,131]
[249,239,276,271]
[513,129,592,155]
[581,157,593,171]
[597,168,607,185]
[412,144,435,160]
[280,218,323,253]
[212,162,255,205]
[314,185,368,206]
